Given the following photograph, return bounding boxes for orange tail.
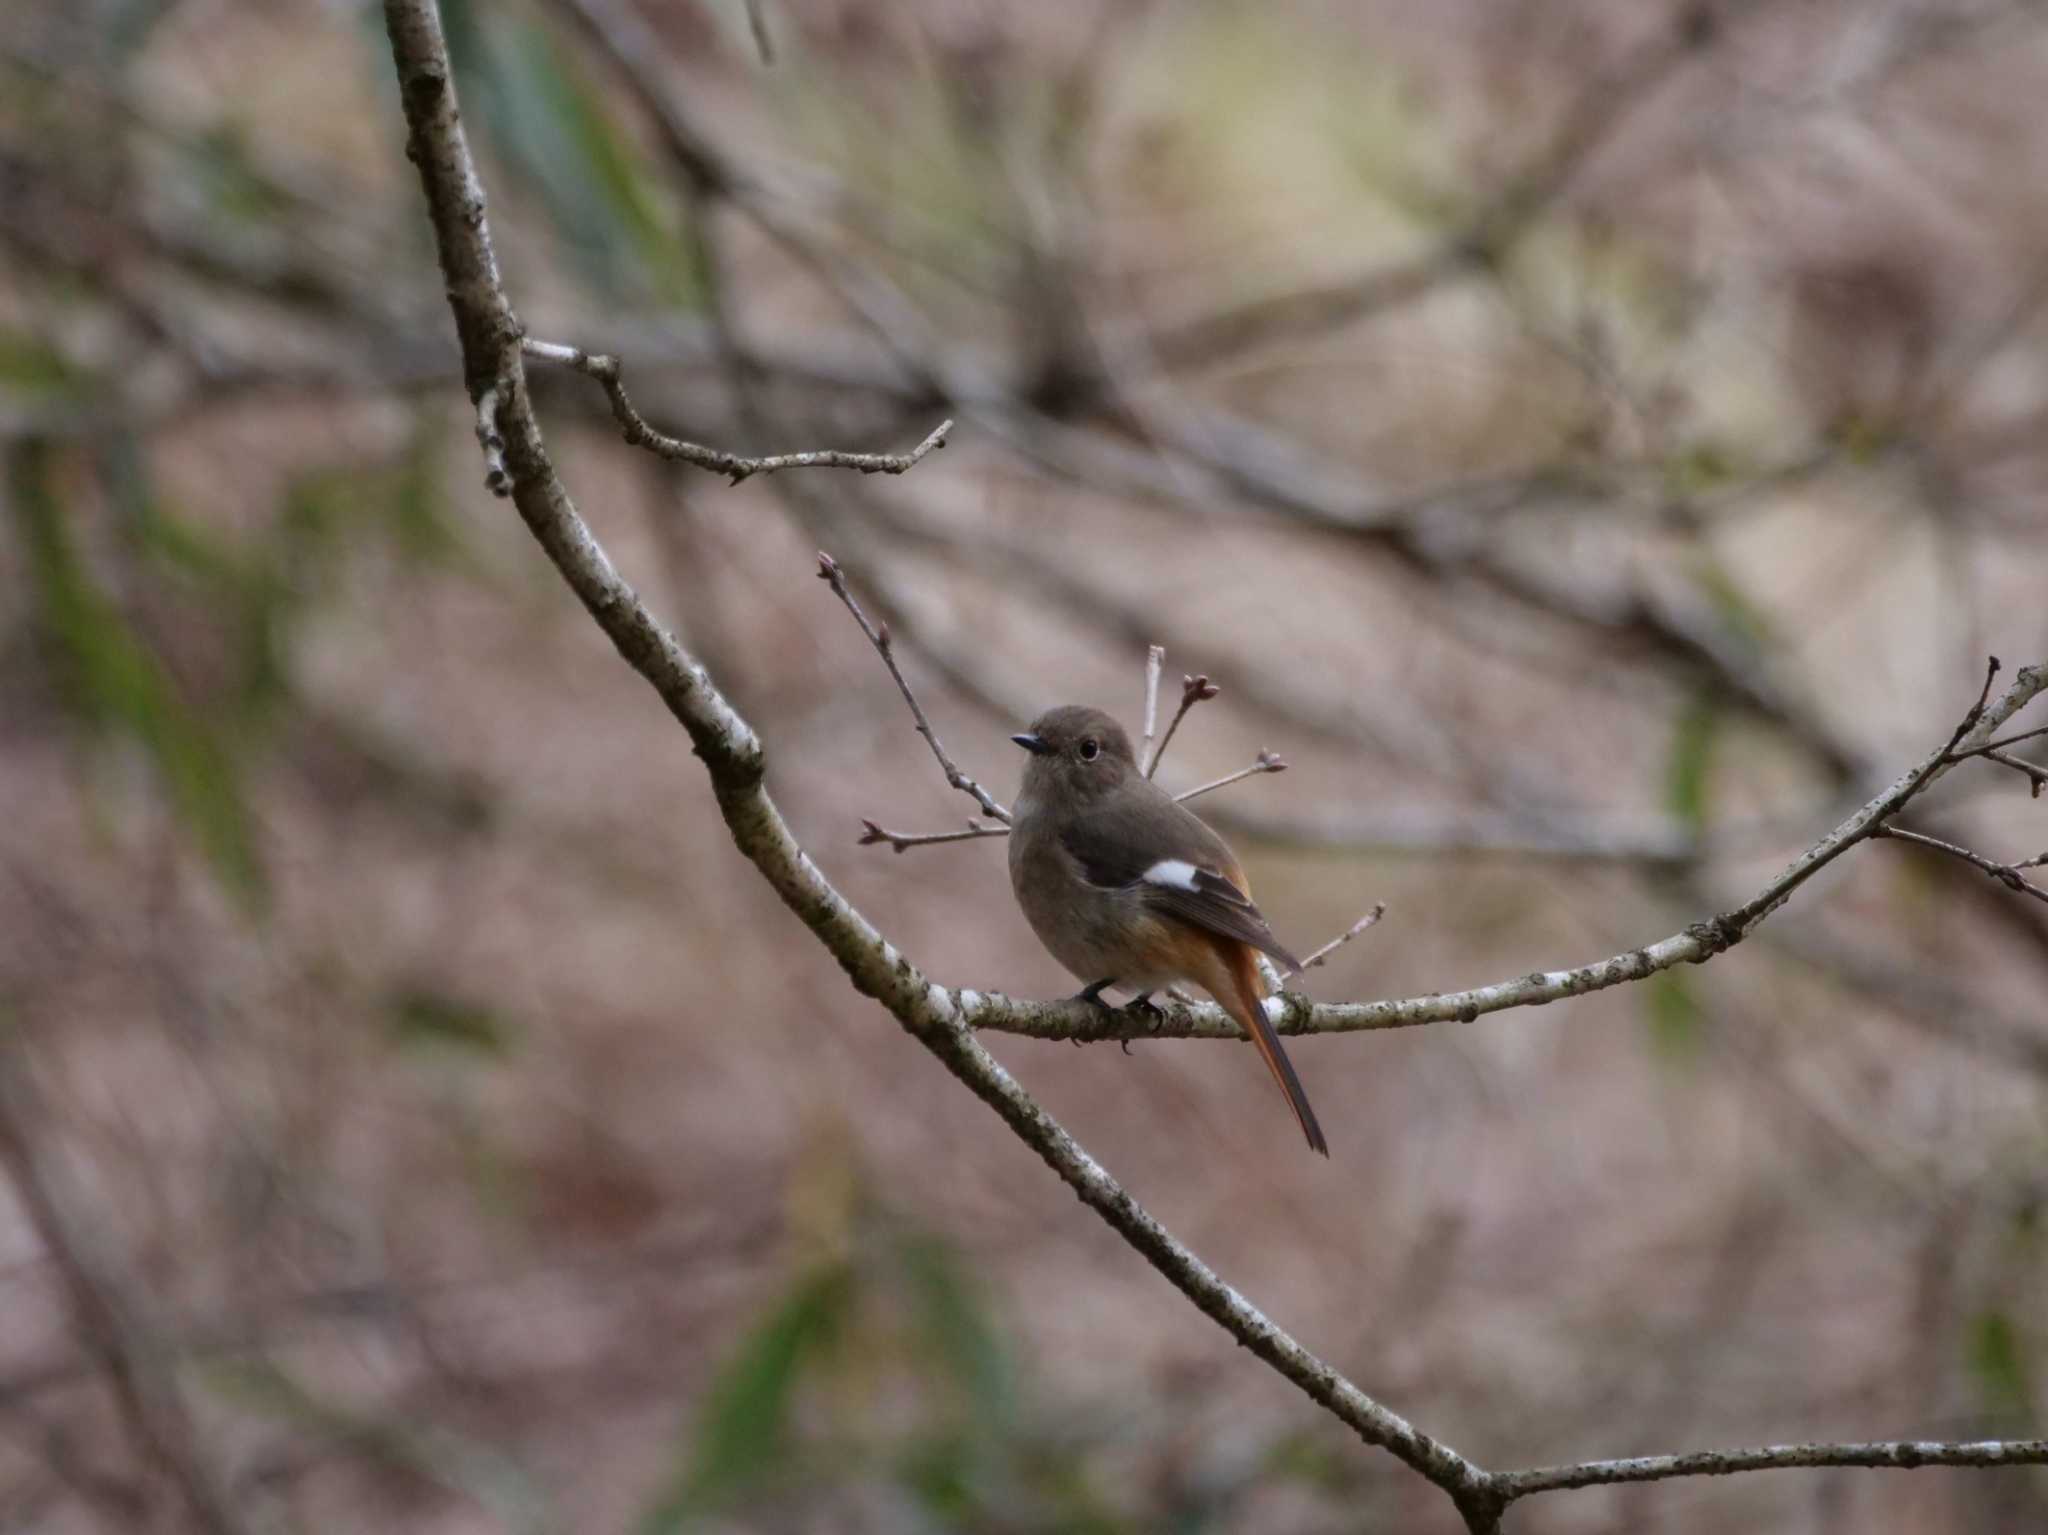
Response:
[1218,943,1328,1157]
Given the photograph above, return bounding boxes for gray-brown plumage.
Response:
[1007,705,1327,1155]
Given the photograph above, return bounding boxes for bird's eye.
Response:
[1079,738,1100,761]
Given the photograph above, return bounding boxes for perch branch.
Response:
[961,658,2048,1042]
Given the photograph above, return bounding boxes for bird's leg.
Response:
[1068,978,1119,1046]
[1117,991,1164,1054]
[1074,978,1118,1008]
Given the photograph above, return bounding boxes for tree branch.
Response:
[1494,1436,2048,1500]
[521,338,951,486]
[381,5,1495,1524]
[383,1,2048,1524]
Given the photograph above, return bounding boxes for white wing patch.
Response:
[1141,859,1202,891]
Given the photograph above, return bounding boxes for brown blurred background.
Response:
[5,1,2048,1531]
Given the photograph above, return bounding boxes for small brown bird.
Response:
[1007,705,1327,1155]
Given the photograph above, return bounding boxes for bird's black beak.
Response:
[1011,733,1050,755]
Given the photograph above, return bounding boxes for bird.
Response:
[1006,705,1327,1155]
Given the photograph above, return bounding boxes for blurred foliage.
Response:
[217,1358,559,1535]
[639,1197,1168,1535]
[1967,1310,2035,1425]
[385,984,515,1058]
[1663,691,1720,835]
[435,0,703,306]
[10,437,267,909]
[1642,968,1704,1063]
[0,329,90,403]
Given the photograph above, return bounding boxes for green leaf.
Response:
[893,1230,1014,1426]
[1643,970,1703,1062]
[0,331,87,402]
[1687,555,1773,652]
[1664,440,1737,498]
[385,987,513,1058]
[10,441,266,911]
[441,0,698,305]
[278,416,464,573]
[1664,694,1719,835]
[181,125,296,226]
[1967,1310,2035,1419]
[639,1261,856,1532]
[210,1360,557,1535]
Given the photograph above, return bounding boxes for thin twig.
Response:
[1972,723,2048,754]
[1175,750,1288,804]
[1980,748,2048,798]
[1876,826,2048,906]
[522,338,952,485]
[858,818,1007,854]
[1136,644,1165,773]
[816,552,1012,823]
[1289,904,1389,975]
[1146,673,1220,779]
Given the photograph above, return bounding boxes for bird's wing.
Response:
[1061,796,1302,971]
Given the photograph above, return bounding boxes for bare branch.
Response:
[1175,750,1288,804]
[522,338,951,485]
[1290,905,1389,975]
[1876,825,2048,906]
[1136,644,1165,774]
[858,818,1007,854]
[817,552,1011,824]
[1145,673,1221,779]
[1495,1437,2048,1500]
